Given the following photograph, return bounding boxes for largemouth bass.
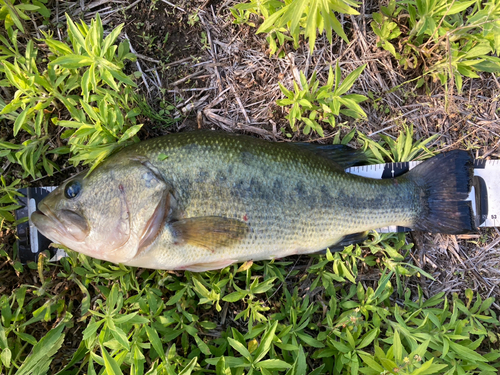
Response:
[31,131,475,271]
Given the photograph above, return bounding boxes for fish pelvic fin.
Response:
[170,216,250,251]
[179,259,237,272]
[408,150,476,234]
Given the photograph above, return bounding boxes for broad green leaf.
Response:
[336,64,367,96]
[101,24,124,57]
[110,326,130,350]
[16,322,66,375]
[228,337,252,361]
[357,328,378,349]
[0,347,11,368]
[146,325,165,361]
[119,125,142,142]
[448,341,487,362]
[393,329,403,360]
[50,55,94,69]
[82,320,103,341]
[358,351,384,372]
[255,359,292,369]
[57,120,91,128]
[108,69,137,87]
[101,68,120,91]
[329,13,349,43]
[194,335,211,355]
[253,320,278,362]
[305,0,319,51]
[444,0,476,15]
[13,104,32,136]
[330,339,351,353]
[296,332,324,348]
[101,345,123,375]
[223,290,247,302]
[216,356,231,375]
[66,14,86,50]
[290,346,307,375]
[257,7,287,33]
[412,359,448,375]
[179,357,198,375]
[251,278,276,294]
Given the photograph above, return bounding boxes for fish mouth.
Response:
[31,203,85,243]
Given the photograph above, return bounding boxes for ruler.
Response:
[15,159,500,263]
[15,187,67,263]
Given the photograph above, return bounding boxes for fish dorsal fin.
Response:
[170,217,250,251]
[294,143,367,168]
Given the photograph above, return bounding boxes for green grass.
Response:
[1,240,499,374]
[371,0,500,93]
[1,2,500,374]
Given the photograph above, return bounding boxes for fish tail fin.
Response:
[407,150,476,234]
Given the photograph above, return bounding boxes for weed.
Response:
[1,14,141,176]
[277,63,367,136]
[231,0,360,54]
[0,0,50,33]
[358,124,438,163]
[188,11,199,27]
[371,0,500,93]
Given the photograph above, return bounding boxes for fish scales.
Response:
[30,131,475,271]
[124,132,418,269]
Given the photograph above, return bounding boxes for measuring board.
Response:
[15,159,500,263]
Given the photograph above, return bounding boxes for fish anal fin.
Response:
[327,231,369,252]
[180,259,237,272]
[170,216,250,251]
[294,143,367,168]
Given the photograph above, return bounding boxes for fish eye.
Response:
[64,180,82,199]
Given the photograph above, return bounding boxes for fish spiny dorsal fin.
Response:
[293,143,367,168]
[170,217,250,251]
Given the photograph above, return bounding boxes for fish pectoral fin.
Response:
[328,231,369,252]
[180,259,237,272]
[170,216,250,251]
